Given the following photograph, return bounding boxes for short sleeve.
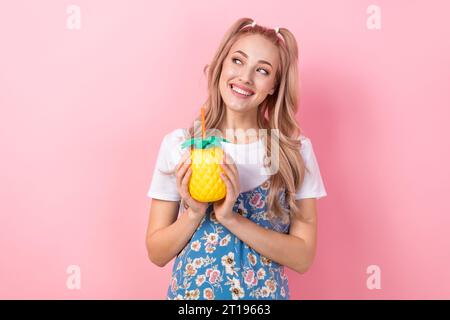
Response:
[295,137,327,200]
[146,129,186,201]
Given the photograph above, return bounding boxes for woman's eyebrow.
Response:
[233,50,273,68]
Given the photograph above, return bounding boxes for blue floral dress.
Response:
[167,179,292,300]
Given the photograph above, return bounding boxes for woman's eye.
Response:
[258,68,269,75]
[232,58,269,76]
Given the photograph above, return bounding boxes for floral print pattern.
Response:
[167,179,291,300]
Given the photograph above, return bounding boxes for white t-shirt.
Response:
[147,128,327,201]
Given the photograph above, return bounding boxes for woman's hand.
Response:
[176,151,209,220]
[213,152,240,224]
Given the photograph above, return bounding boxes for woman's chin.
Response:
[224,101,255,113]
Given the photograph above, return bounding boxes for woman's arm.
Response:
[145,199,204,267]
[146,150,210,267]
[219,198,318,274]
[216,152,318,274]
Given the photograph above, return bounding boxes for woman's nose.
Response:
[239,67,254,84]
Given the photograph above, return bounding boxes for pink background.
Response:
[1,0,449,299]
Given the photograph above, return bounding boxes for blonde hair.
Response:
[181,17,310,220]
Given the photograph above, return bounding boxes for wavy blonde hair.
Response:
[180,17,309,220]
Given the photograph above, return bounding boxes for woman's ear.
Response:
[268,81,278,95]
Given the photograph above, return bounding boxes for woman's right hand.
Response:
[176,150,209,219]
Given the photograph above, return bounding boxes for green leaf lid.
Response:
[181,136,230,150]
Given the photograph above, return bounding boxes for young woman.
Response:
[146,18,327,300]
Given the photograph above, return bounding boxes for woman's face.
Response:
[219,34,280,113]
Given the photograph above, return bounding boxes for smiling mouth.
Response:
[229,84,255,98]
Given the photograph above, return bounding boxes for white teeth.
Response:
[231,85,253,96]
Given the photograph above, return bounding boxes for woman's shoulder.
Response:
[157,128,189,168]
[298,133,310,142]
[162,128,189,146]
[297,133,312,150]
[165,127,189,138]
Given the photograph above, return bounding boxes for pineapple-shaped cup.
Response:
[181,135,230,202]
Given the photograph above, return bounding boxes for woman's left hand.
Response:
[213,152,240,224]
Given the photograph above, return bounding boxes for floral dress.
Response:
[167,179,292,300]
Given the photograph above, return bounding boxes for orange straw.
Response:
[201,106,206,139]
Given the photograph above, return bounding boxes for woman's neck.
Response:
[218,112,261,144]
[218,108,259,132]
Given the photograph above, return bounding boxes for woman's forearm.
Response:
[220,213,314,273]
[147,207,204,267]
